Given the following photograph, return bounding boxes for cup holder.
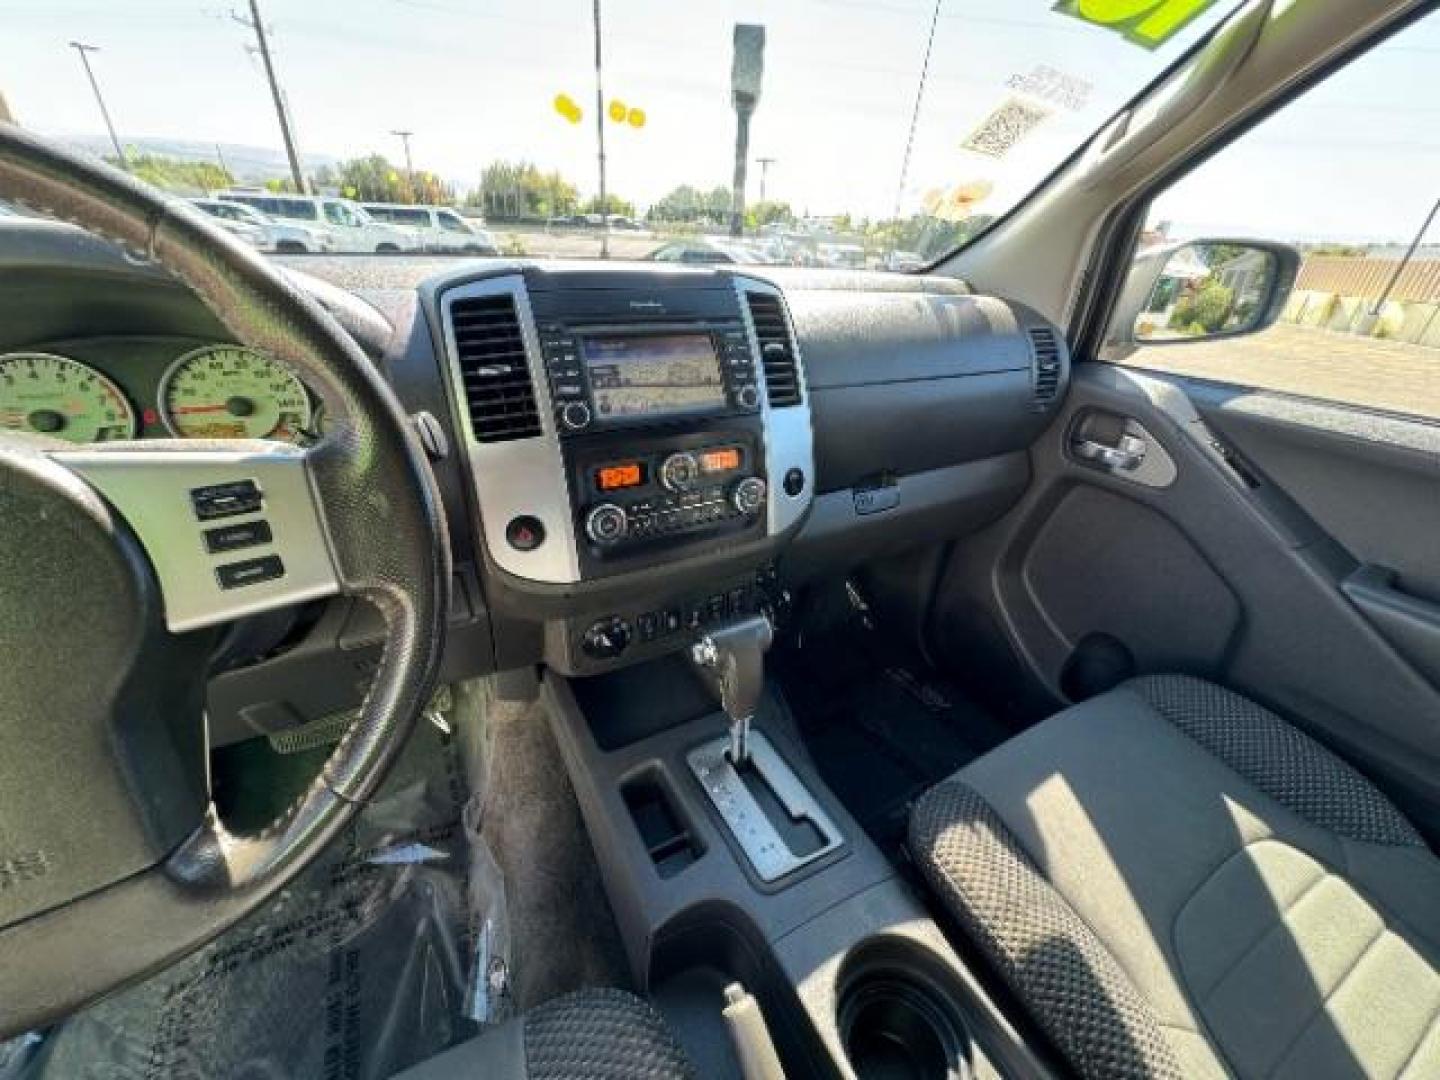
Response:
[838,973,970,1080]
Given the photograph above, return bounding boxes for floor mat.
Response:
[9,714,510,1080]
[772,602,1013,850]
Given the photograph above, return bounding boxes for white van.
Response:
[362,204,499,255]
[215,192,418,253]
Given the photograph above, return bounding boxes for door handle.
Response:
[1071,434,1147,471]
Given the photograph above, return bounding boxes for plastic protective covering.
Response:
[1,696,511,1080]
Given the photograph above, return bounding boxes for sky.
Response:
[2,0,1437,244]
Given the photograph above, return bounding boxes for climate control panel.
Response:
[573,436,766,560]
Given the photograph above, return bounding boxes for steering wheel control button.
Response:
[783,468,806,498]
[581,616,632,660]
[585,503,629,546]
[505,515,546,552]
[191,479,262,520]
[216,554,285,590]
[659,451,700,492]
[203,519,273,554]
[559,400,593,431]
[732,476,767,516]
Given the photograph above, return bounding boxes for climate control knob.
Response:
[559,401,592,431]
[736,385,760,409]
[585,503,628,546]
[732,476,767,516]
[659,451,700,492]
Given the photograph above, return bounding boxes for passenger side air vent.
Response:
[1028,326,1062,405]
[449,293,542,442]
[745,291,802,407]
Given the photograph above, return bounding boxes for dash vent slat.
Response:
[745,291,802,408]
[1028,326,1062,405]
[448,294,542,442]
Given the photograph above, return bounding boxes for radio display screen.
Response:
[583,333,725,419]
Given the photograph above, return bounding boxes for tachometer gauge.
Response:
[0,352,137,443]
[160,345,315,443]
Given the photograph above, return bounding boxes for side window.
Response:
[1103,13,1440,422]
[438,211,470,234]
[323,201,351,226]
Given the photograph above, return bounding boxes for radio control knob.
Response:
[659,452,700,492]
[585,503,628,546]
[732,476,767,516]
[737,385,759,409]
[559,401,592,431]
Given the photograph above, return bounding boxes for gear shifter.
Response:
[689,614,773,766]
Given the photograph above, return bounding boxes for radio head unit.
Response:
[540,321,761,434]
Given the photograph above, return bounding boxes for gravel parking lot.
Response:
[493,225,661,261]
[1123,323,1440,420]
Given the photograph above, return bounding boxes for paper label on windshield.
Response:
[1006,65,1092,111]
[1052,0,1220,50]
[961,97,1051,159]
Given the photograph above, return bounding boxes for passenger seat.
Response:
[908,675,1440,1079]
[394,988,695,1079]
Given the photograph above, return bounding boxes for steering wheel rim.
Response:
[0,122,450,1036]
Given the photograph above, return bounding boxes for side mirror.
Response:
[1108,239,1299,355]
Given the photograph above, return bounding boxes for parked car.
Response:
[882,249,926,272]
[645,237,765,264]
[189,197,329,253]
[214,191,418,253]
[362,203,499,254]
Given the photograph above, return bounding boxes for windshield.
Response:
[5,0,1241,267]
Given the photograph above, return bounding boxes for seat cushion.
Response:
[909,675,1440,1080]
[395,988,695,1079]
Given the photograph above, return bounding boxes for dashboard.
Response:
[0,221,1070,745]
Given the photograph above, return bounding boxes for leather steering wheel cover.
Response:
[0,122,450,1032]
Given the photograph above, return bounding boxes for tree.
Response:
[1170,280,1235,334]
[747,200,793,228]
[473,160,579,219]
[581,193,635,217]
[115,153,232,193]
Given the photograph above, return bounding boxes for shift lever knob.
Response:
[690,614,773,765]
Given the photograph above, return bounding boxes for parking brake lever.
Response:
[690,613,774,766]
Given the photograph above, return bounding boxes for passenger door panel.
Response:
[931,363,1440,834]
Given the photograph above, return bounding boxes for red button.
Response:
[505,516,546,552]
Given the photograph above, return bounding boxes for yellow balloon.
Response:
[627,107,646,129]
[608,99,628,123]
[554,93,582,124]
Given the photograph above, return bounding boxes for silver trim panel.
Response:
[437,275,582,584]
[57,446,340,633]
[733,277,815,537]
[687,730,843,882]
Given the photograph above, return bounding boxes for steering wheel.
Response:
[0,123,450,1036]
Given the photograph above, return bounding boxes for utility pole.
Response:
[68,42,126,167]
[592,0,610,258]
[234,0,308,194]
[892,0,942,247]
[392,129,415,198]
[730,25,766,238]
[755,157,777,205]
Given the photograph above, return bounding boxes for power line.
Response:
[231,0,308,194]
[392,129,415,194]
[592,0,610,258]
[68,41,126,166]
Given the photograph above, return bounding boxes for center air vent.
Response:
[745,292,802,407]
[1028,326,1062,406]
[449,293,542,443]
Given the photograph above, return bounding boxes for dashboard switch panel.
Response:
[191,479,263,520]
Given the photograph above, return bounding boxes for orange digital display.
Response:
[597,463,644,491]
[700,448,742,473]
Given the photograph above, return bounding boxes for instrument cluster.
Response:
[0,342,320,445]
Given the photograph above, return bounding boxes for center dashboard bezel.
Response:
[431,265,815,601]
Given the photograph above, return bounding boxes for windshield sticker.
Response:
[1052,0,1221,50]
[961,98,1051,159]
[923,181,995,222]
[1006,65,1093,112]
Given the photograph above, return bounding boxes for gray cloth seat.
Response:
[395,988,695,1079]
[909,674,1440,1080]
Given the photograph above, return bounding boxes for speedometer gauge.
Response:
[160,345,314,443]
[0,352,137,443]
